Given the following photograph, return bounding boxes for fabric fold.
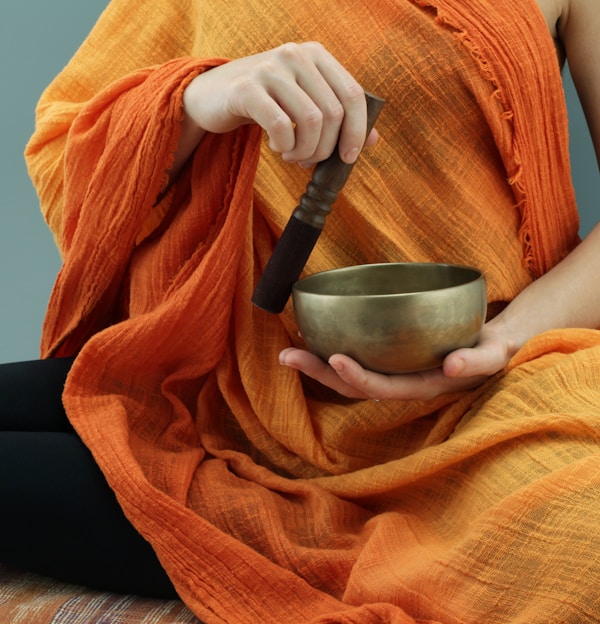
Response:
[24,0,600,622]
[415,0,579,276]
[39,58,236,357]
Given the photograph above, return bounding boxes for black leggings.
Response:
[0,358,178,599]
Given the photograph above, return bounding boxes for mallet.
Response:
[251,91,385,314]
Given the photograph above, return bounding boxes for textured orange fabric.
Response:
[24,0,600,622]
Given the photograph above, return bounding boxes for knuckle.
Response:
[302,41,327,55]
[231,76,255,100]
[301,106,324,130]
[229,75,261,112]
[342,81,365,103]
[323,100,345,124]
[276,41,328,65]
[269,111,292,133]
[276,41,304,62]
[266,118,294,152]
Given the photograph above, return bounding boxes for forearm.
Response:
[488,219,600,356]
[167,84,208,181]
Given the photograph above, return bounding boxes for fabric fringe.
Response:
[410,0,578,277]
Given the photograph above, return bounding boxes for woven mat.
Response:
[0,564,201,623]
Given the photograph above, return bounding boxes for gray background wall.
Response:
[1,1,108,363]
[1,2,598,364]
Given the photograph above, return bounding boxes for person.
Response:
[2,0,599,621]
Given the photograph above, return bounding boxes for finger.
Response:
[443,336,508,379]
[278,42,368,164]
[328,354,427,401]
[295,127,378,168]
[274,87,329,162]
[234,84,298,154]
[279,348,369,399]
[276,75,345,164]
[308,44,369,162]
[243,43,335,163]
[365,128,379,148]
[296,123,378,169]
[250,72,340,163]
[333,86,367,164]
[329,354,486,401]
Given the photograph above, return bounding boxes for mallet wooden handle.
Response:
[251,91,385,313]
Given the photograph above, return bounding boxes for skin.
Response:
[173,42,379,175]
[179,0,600,402]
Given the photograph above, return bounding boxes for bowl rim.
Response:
[292,262,485,298]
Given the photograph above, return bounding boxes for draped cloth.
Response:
[24,0,600,622]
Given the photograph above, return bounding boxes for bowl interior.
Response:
[293,262,482,297]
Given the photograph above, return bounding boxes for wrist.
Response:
[485,312,527,360]
[167,77,209,179]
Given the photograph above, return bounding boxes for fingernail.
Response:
[453,358,465,375]
[343,147,360,163]
[329,359,344,373]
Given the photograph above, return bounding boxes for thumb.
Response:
[443,335,508,379]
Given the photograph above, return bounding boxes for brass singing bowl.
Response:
[292,263,487,374]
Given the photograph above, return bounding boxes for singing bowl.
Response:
[292,262,487,374]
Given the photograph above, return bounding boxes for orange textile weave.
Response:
[25,0,600,622]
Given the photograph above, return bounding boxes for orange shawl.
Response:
[26,0,600,622]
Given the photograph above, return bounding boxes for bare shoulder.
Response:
[557,0,600,47]
[557,0,600,165]
[533,0,566,38]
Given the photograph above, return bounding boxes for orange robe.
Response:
[26,0,600,622]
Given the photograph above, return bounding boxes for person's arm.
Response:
[279,0,600,401]
[562,0,600,166]
[466,0,600,361]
